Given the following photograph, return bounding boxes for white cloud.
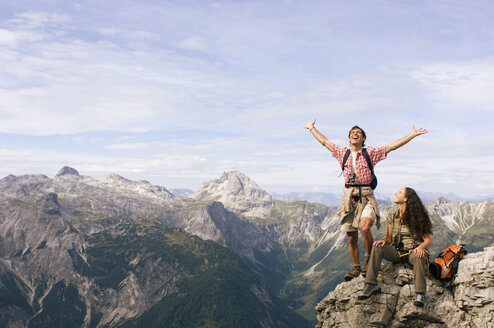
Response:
[1,2,494,199]
[410,58,494,112]
[175,36,208,51]
[128,30,160,41]
[6,11,70,29]
[94,27,159,41]
[104,143,151,150]
[0,39,196,135]
[0,29,17,45]
[0,29,45,46]
[0,149,32,158]
[95,27,122,37]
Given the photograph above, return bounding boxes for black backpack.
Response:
[341,148,377,190]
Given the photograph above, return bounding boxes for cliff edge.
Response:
[316,246,494,328]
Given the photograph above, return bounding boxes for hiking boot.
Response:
[414,293,425,307]
[361,254,370,277]
[344,265,361,281]
[358,283,381,300]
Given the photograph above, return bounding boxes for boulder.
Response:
[316,246,494,328]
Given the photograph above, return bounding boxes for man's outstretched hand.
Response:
[411,125,428,137]
[304,118,316,130]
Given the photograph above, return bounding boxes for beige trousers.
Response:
[365,244,428,293]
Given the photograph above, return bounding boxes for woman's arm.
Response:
[304,118,334,152]
[413,233,431,258]
[373,223,393,246]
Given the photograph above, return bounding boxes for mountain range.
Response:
[173,188,477,208]
[1,167,493,327]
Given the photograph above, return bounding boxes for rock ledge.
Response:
[316,246,494,328]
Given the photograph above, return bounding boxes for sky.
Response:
[0,0,493,200]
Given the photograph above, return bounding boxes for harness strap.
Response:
[344,183,372,203]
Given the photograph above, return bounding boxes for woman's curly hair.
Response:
[402,187,433,237]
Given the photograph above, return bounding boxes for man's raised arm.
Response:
[385,125,428,154]
[304,118,335,152]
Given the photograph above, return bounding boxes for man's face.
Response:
[349,128,365,147]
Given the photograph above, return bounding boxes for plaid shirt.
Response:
[332,145,387,185]
[387,209,428,253]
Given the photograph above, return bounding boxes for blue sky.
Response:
[0,0,493,199]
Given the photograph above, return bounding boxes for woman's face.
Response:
[394,188,408,204]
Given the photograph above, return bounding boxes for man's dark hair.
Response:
[348,125,366,147]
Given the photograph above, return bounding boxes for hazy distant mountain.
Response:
[271,192,341,207]
[0,168,492,327]
[272,191,394,207]
[169,188,194,197]
[416,191,463,204]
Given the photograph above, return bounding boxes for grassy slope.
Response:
[80,222,311,328]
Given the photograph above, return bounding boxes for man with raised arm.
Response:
[303,119,428,281]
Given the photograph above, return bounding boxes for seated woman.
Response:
[358,187,432,307]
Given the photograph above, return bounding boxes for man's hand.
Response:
[304,118,316,130]
[411,125,428,137]
[386,125,429,154]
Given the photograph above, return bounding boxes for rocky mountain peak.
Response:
[55,166,80,177]
[94,172,174,199]
[218,170,250,182]
[101,172,129,182]
[195,171,271,199]
[430,196,454,205]
[191,171,274,217]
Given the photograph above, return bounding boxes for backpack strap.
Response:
[341,149,351,171]
[342,148,374,172]
[362,148,377,190]
[340,148,377,190]
[342,148,378,190]
[361,148,374,171]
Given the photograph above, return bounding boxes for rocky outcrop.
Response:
[316,246,494,328]
[191,171,275,217]
[56,166,80,177]
[181,201,274,261]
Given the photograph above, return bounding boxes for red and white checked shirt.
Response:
[332,145,387,185]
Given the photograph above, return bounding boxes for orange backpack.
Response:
[429,245,467,279]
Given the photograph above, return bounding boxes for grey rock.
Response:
[316,246,494,328]
[38,192,61,216]
[56,166,80,177]
[191,171,275,217]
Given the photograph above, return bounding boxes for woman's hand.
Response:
[373,239,386,247]
[413,246,426,258]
